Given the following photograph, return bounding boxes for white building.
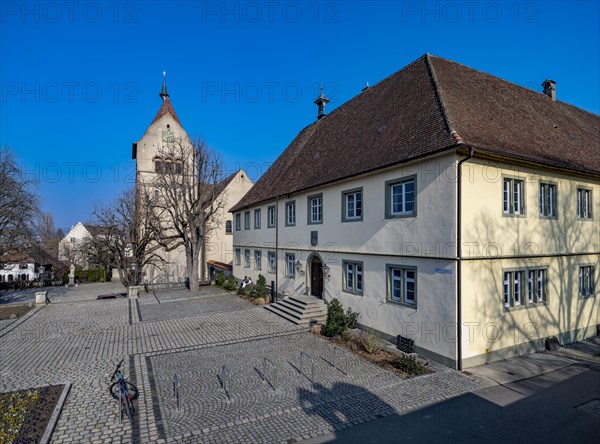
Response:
[231,54,599,369]
[58,222,101,269]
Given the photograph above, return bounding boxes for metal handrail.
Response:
[300,351,315,382]
[263,357,277,391]
[173,373,182,411]
[333,346,348,375]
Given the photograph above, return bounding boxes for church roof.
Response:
[231,54,599,212]
[202,169,243,209]
[150,97,182,127]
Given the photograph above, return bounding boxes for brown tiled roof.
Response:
[430,56,600,173]
[0,244,60,266]
[207,260,233,271]
[150,97,182,127]
[231,54,599,212]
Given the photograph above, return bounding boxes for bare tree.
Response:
[38,212,56,243]
[0,146,39,256]
[91,185,164,288]
[152,137,225,291]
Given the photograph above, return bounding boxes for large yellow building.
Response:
[231,54,599,369]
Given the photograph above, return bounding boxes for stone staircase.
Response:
[264,295,328,325]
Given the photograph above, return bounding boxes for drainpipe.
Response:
[274,195,279,303]
[456,147,474,371]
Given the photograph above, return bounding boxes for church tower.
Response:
[131,73,191,283]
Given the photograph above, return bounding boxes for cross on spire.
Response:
[159,71,169,101]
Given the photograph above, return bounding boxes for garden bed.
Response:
[0,385,64,443]
[313,326,431,379]
[0,304,34,321]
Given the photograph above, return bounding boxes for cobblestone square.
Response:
[0,284,492,443]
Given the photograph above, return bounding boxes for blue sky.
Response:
[1,1,599,231]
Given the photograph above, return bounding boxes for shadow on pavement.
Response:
[305,365,599,444]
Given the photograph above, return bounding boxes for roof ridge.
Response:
[429,54,600,117]
[425,53,463,143]
[312,54,431,122]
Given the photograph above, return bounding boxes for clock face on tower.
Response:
[162,130,174,142]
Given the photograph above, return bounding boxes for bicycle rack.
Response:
[262,357,277,391]
[173,373,182,412]
[117,390,122,425]
[299,352,315,382]
[220,364,232,401]
[333,346,349,375]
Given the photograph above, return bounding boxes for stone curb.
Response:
[40,382,72,444]
[0,304,45,339]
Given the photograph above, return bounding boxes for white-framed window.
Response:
[268,251,276,273]
[235,214,241,231]
[343,261,363,295]
[254,250,262,270]
[244,211,251,230]
[244,249,251,268]
[225,220,233,234]
[539,183,557,218]
[308,194,323,224]
[343,188,363,222]
[513,271,522,306]
[385,177,416,218]
[503,178,525,215]
[286,253,296,278]
[286,201,296,226]
[268,206,276,228]
[387,265,416,307]
[235,248,241,266]
[537,270,545,303]
[579,265,595,297]
[503,271,511,307]
[505,268,547,308]
[527,270,535,304]
[577,188,592,219]
[254,209,261,229]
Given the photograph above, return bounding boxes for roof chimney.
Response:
[542,79,556,101]
[314,84,330,120]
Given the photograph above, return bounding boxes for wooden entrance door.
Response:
[310,258,323,298]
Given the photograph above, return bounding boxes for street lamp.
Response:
[295,260,304,276]
[322,263,330,280]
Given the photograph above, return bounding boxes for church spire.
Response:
[159,71,169,101]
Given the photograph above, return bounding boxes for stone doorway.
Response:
[310,256,324,298]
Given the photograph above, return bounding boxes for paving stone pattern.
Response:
[0,285,492,443]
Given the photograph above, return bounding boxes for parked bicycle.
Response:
[109,359,139,424]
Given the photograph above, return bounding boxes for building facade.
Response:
[231,54,599,369]
[58,221,99,268]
